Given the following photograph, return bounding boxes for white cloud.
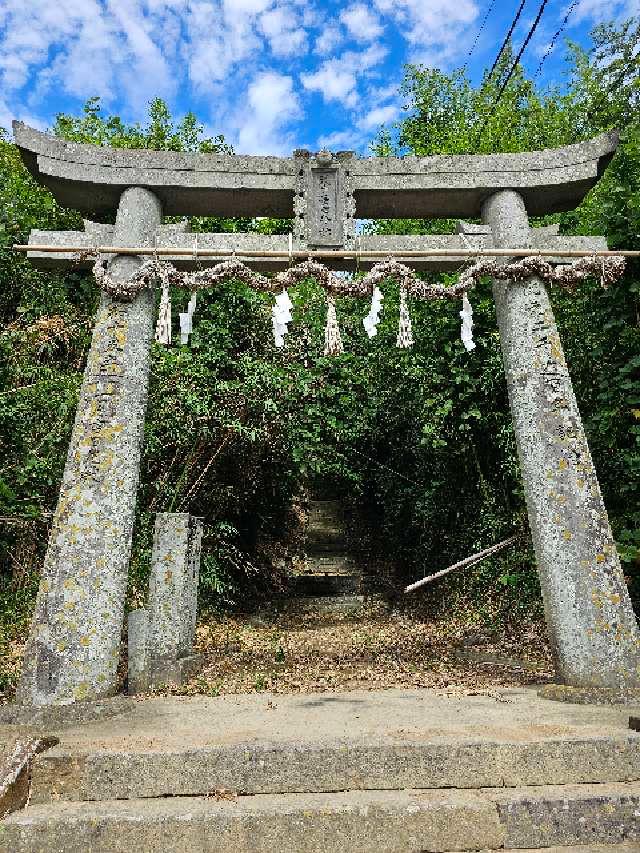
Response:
[317,128,361,149]
[340,4,384,41]
[314,24,343,55]
[301,43,387,107]
[573,0,640,22]
[359,103,399,130]
[259,6,308,57]
[372,0,479,66]
[234,70,302,154]
[301,58,359,106]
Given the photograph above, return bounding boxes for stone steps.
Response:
[283,594,368,614]
[28,735,640,802]
[6,689,640,852]
[291,573,361,597]
[4,782,640,852]
[295,500,363,608]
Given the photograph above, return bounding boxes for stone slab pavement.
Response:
[2,686,639,751]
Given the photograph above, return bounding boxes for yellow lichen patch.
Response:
[164,569,174,583]
[577,479,585,489]
[74,682,90,700]
[609,594,621,605]
[113,327,127,347]
[80,636,90,647]
[596,553,606,564]
[57,641,66,652]
[563,530,572,541]
[558,458,568,470]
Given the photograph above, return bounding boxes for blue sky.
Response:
[0,0,637,155]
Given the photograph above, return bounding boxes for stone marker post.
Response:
[482,190,640,688]
[127,513,203,693]
[18,187,162,707]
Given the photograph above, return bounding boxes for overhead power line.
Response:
[464,0,498,69]
[484,0,527,83]
[533,0,579,79]
[475,0,550,144]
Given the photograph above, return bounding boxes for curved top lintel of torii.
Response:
[13,120,619,220]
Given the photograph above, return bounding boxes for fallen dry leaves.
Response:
[163,604,554,698]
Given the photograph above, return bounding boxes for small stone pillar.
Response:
[127,610,150,694]
[18,187,162,707]
[127,513,203,693]
[482,189,640,688]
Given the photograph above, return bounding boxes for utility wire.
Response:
[484,0,527,82]
[463,0,498,69]
[533,0,579,79]
[475,0,550,144]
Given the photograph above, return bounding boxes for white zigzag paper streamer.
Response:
[179,292,198,345]
[460,293,476,351]
[272,290,293,348]
[363,286,384,338]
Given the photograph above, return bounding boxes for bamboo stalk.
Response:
[404,535,519,593]
[12,244,640,259]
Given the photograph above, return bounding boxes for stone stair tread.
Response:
[28,731,640,802]
[5,782,640,853]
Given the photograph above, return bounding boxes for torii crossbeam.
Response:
[12,122,640,707]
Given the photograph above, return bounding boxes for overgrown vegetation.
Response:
[1,20,639,694]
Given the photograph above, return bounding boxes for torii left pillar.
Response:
[18,187,162,706]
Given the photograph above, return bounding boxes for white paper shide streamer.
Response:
[154,282,172,345]
[460,293,475,351]
[179,292,198,345]
[396,287,414,349]
[324,294,344,356]
[272,289,293,348]
[363,286,384,338]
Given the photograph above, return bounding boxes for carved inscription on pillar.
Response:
[294,149,356,250]
[310,168,342,246]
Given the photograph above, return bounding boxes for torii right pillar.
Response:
[483,190,640,690]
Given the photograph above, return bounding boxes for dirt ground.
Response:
[168,605,555,698]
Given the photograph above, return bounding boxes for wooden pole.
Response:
[12,245,640,259]
[404,535,519,594]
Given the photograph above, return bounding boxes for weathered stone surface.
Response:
[6,782,640,853]
[0,788,505,853]
[488,782,640,849]
[25,221,607,275]
[0,697,133,728]
[147,512,191,662]
[17,187,162,707]
[481,190,640,689]
[14,121,617,218]
[28,734,640,803]
[0,738,58,818]
[540,684,640,705]
[126,609,149,695]
[147,654,203,691]
[182,517,203,654]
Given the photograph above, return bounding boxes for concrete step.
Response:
[291,574,361,596]
[284,594,368,615]
[305,535,348,550]
[303,555,356,573]
[4,782,640,853]
[29,733,640,803]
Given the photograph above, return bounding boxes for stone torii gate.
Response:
[12,122,640,707]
